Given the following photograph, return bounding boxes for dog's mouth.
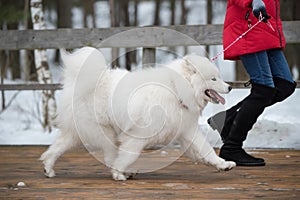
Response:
[205,89,225,105]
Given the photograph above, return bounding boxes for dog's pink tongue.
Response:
[210,90,225,105]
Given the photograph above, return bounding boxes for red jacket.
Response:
[223,0,285,60]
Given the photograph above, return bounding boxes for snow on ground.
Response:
[1,87,299,149]
[200,89,300,149]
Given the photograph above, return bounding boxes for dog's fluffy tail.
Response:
[60,47,107,95]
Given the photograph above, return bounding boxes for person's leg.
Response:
[207,100,243,141]
[208,50,274,141]
[240,50,275,87]
[219,51,276,166]
[219,83,275,166]
[268,49,293,82]
[267,49,296,104]
[208,50,296,138]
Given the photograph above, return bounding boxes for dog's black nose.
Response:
[228,86,232,92]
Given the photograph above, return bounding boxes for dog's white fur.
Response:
[41,47,235,180]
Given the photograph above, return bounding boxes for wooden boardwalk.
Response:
[0,146,299,199]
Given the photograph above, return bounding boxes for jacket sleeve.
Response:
[229,0,253,8]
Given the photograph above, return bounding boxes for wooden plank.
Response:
[0,83,62,91]
[0,21,299,50]
[1,81,300,91]
[0,146,299,199]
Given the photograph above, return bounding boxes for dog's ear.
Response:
[182,57,197,80]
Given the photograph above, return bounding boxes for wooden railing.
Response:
[0,21,299,90]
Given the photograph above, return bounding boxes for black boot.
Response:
[208,77,296,142]
[219,148,265,166]
[219,83,276,166]
[271,77,296,105]
[207,100,243,142]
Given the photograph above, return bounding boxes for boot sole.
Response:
[236,162,266,167]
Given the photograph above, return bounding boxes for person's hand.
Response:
[252,0,271,22]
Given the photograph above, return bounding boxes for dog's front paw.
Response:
[217,161,236,171]
[44,168,56,178]
[111,169,127,181]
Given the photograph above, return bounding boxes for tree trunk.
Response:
[206,0,212,56]
[7,23,21,80]
[120,0,134,70]
[180,0,187,25]
[133,0,138,26]
[109,0,120,68]
[295,0,300,20]
[24,0,36,81]
[120,0,129,26]
[130,0,138,66]
[181,0,188,55]
[0,50,7,110]
[83,0,96,28]
[55,0,72,64]
[170,0,175,25]
[30,0,57,131]
[153,0,161,26]
[0,22,6,110]
[57,0,72,28]
[9,50,20,80]
[294,0,300,79]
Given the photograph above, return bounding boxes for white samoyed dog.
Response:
[41,47,235,180]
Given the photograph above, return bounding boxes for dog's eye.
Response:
[211,78,217,81]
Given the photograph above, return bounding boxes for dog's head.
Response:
[182,54,232,106]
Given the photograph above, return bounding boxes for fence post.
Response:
[142,48,156,66]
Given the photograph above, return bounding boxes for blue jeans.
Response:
[240,49,294,87]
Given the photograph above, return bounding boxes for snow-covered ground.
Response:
[200,89,300,149]
[0,88,299,148]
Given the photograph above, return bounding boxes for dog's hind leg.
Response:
[40,131,81,177]
[111,138,145,181]
[179,127,236,171]
[100,126,118,169]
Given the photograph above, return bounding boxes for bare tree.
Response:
[57,0,72,28]
[0,49,7,110]
[133,0,139,26]
[206,0,212,56]
[181,0,188,55]
[170,0,175,25]
[83,0,96,28]
[153,0,161,26]
[180,0,187,25]
[54,0,72,64]
[7,23,21,80]
[30,0,57,131]
[120,0,135,70]
[109,0,120,68]
[24,0,36,81]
